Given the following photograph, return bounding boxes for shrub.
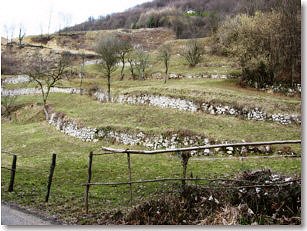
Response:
[216,0,301,87]
[241,62,274,88]
[134,46,149,80]
[181,40,204,67]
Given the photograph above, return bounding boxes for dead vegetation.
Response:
[92,169,300,225]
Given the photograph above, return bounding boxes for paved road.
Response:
[1,204,52,225]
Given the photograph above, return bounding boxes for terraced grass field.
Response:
[1,34,302,224]
[11,93,301,143]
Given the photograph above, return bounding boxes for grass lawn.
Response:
[1,116,301,224]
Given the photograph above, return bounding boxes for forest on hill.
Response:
[62,0,280,39]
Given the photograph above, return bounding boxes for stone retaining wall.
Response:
[151,72,231,80]
[47,109,273,156]
[94,91,301,125]
[1,87,81,96]
[2,75,31,84]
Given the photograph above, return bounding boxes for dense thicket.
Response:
[62,0,279,39]
[215,0,300,87]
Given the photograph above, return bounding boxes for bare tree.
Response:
[134,46,149,80]
[18,25,26,47]
[24,51,71,119]
[9,24,15,43]
[58,12,72,33]
[181,39,204,67]
[47,8,53,36]
[79,51,86,95]
[95,35,121,101]
[3,25,9,44]
[39,23,44,39]
[159,44,171,83]
[1,95,17,120]
[127,51,137,80]
[118,38,132,81]
[4,24,15,44]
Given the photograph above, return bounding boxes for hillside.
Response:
[63,0,279,38]
[25,27,175,52]
[1,27,175,75]
[1,0,301,225]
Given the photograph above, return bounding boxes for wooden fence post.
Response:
[127,152,133,206]
[45,153,57,202]
[8,154,17,192]
[85,151,93,214]
[180,151,190,188]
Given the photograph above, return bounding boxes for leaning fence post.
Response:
[45,153,57,202]
[85,151,93,214]
[126,152,133,206]
[8,154,17,192]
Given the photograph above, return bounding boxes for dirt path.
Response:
[1,204,53,225]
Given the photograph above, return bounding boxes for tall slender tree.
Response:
[159,44,171,84]
[118,38,132,81]
[95,35,121,101]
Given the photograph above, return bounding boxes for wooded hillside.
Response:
[62,0,280,38]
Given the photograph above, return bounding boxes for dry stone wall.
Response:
[1,87,82,96]
[47,109,273,156]
[2,75,31,84]
[94,91,301,125]
[151,72,231,80]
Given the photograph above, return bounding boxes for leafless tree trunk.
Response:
[18,26,25,47]
[23,51,71,119]
[159,44,171,84]
[127,53,136,80]
[119,40,132,81]
[79,52,85,95]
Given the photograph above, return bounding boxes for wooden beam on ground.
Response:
[101,140,301,155]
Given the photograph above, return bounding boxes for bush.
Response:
[241,62,274,88]
[181,40,204,67]
[216,1,301,87]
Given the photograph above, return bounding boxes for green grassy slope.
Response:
[1,115,301,224]
[13,93,300,143]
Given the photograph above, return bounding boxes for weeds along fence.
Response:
[83,140,301,214]
[1,140,302,214]
[1,151,57,202]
